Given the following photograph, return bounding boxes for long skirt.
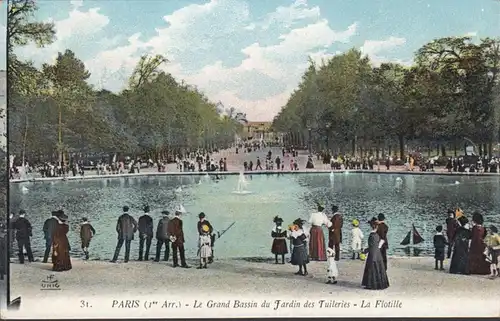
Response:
[362,254,389,290]
[199,244,212,259]
[271,238,288,255]
[290,244,309,266]
[309,226,326,261]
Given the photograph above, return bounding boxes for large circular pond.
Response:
[9,173,500,260]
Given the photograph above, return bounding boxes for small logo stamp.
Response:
[40,274,61,291]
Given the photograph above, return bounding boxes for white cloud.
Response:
[259,0,320,30]
[16,0,362,121]
[465,31,477,37]
[360,36,409,66]
[15,1,109,65]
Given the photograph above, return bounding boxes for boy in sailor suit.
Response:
[326,247,338,284]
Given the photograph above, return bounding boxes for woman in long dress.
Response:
[361,217,389,290]
[52,211,72,272]
[467,212,490,275]
[308,204,331,261]
[449,215,471,275]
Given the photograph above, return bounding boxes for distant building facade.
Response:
[242,121,278,142]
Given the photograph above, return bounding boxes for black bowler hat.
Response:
[377,213,385,221]
[19,209,26,215]
[198,212,206,219]
[143,205,150,213]
[123,206,129,212]
[161,210,170,216]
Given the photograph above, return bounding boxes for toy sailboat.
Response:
[400,223,424,256]
[400,224,424,246]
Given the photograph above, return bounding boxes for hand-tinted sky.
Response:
[1,0,498,121]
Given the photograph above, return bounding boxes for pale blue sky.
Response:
[1,0,498,120]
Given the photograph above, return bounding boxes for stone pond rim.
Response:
[8,169,500,184]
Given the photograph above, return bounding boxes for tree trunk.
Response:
[398,134,404,160]
[427,142,431,158]
[488,141,493,158]
[22,114,29,168]
[453,142,457,157]
[440,145,446,157]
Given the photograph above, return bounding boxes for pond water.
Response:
[9,173,500,260]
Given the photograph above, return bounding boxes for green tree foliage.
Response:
[273,37,500,158]
[7,2,242,163]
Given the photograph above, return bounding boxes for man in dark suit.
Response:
[197,212,215,263]
[167,210,190,268]
[138,205,154,261]
[12,210,34,263]
[445,209,458,259]
[376,213,389,271]
[155,211,171,262]
[42,211,60,263]
[328,205,343,261]
[111,206,138,263]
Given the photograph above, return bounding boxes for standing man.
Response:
[138,205,154,261]
[42,211,60,263]
[13,210,34,264]
[155,211,171,262]
[197,212,215,263]
[376,213,389,271]
[445,209,458,259]
[111,206,137,263]
[167,210,190,268]
[328,205,343,261]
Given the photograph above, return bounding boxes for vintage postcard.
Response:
[2,0,500,319]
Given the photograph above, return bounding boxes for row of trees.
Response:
[272,36,500,159]
[8,0,243,164]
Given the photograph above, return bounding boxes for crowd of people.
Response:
[1,201,499,291]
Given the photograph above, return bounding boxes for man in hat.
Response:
[155,211,171,262]
[328,205,343,261]
[42,211,60,263]
[12,210,34,263]
[111,206,138,263]
[308,203,332,261]
[445,209,459,258]
[167,210,190,268]
[376,213,389,271]
[138,205,154,261]
[197,212,215,263]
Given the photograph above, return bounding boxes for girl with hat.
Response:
[271,216,288,264]
[350,219,364,260]
[484,225,500,278]
[289,218,309,276]
[197,223,212,269]
[361,217,389,290]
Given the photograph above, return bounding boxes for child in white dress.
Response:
[326,247,338,284]
[197,224,212,269]
[351,219,364,259]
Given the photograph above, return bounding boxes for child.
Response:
[289,218,309,276]
[351,219,364,259]
[433,225,447,270]
[271,216,288,264]
[326,247,338,284]
[80,217,96,260]
[484,225,500,278]
[197,224,212,269]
